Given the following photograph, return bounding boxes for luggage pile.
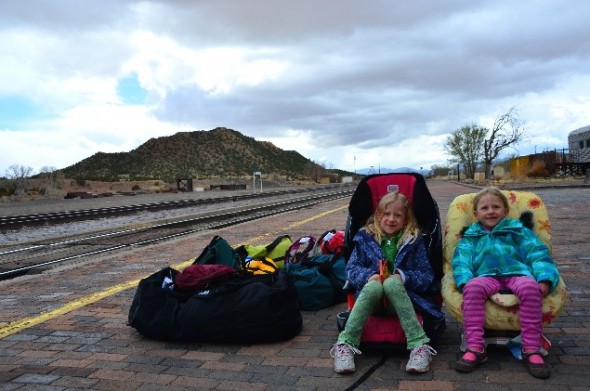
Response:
[127,231,348,344]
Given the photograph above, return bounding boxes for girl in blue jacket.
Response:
[453,187,559,379]
[331,191,439,374]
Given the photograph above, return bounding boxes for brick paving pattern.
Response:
[0,181,588,390]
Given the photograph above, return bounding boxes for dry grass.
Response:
[431,174,586,188]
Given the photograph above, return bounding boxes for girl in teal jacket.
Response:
[452,187,559,379]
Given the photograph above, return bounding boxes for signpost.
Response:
[253,171,262,192]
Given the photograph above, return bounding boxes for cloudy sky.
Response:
[1,0,589,176]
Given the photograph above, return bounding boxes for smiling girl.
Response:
[452,186,560,379]
[331,191,441,374]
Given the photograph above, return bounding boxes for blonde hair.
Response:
[473,186,509,211]
[365,191,420,246]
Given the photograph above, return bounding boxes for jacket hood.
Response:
[465,217,523,236]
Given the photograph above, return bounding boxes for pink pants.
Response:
[462,276,543,351]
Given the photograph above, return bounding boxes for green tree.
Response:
[430,164,452,177]
[483,106,525,179]
[445,124,487,179]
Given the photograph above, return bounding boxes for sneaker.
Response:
[330,343,361,374]
[406,344,437,373]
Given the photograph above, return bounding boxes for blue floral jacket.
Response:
[346,229,444,321]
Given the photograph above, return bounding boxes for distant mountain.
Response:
[61,127,336,182]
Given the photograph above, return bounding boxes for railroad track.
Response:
[0,184,351,231]
[0,188,353,279]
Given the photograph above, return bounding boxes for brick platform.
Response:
[0,181,588,390]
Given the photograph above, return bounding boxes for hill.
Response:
[62,127,330,182]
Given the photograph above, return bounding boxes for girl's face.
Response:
[474,194,508,230]
[378,200,407,236]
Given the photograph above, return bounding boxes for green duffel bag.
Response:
[285,253,347,311]
[194,235,242,270]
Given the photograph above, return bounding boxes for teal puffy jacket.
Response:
[452,217,560,293]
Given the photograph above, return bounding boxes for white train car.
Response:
[568,125,590,162]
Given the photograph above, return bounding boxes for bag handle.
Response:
[265,234,291,253]
[286,235,317,264]
[193,235,223,264]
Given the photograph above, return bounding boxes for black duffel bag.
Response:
[127,267,302,344]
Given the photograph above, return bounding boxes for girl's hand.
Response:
[539,281,550,297]
[381,273,401,282]
[368,274,381,283]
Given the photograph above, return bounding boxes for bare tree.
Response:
[483,106,525,179]
[304,160,327,183]
[444,124,487,179]
[39,166,64,195]
[4,164,34,195]
[5,164,33,179]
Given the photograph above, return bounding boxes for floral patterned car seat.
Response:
[442,190,568,333]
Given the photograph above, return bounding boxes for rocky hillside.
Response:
[62,127,324,182]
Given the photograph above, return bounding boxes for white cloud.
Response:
[1,0,590,175]
[0,103,176,172]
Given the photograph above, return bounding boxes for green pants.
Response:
[338,278,429,350]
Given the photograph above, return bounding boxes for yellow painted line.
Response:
[0,204,348,339]
[0,279,139,339]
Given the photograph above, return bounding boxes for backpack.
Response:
[236,234,292,269]
[317,229,345,256]
[194,235,241,269]
[285,235,317,265]
[285,253,347,311]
